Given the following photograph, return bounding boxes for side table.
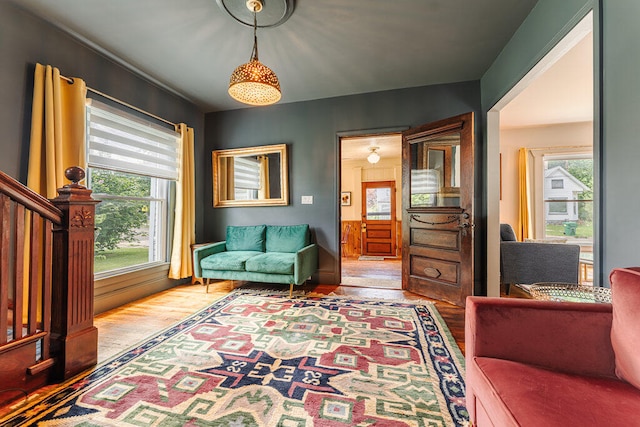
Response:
[529,282,611,303]
[190,242,213,286]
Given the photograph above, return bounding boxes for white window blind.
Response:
[87,100,180,180]
[234,157,261,190]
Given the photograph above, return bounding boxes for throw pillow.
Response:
[610,267,640,389]
[226,225,266,252]
[266,224,310,253]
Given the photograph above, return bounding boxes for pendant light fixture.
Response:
[367,146,381,164]
[228,0,281,106]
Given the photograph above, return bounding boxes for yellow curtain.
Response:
[27,64,87,196]
[517,148,531,241]
[169,124,196,279]
[258,155,270,199]
[222,157,235,201]
[24,64,86,322]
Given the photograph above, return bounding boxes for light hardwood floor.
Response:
[95,279,467,362]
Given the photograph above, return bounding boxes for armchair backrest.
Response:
[500,223,518,241]
[501,241,580,285]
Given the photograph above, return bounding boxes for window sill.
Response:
[94,263,185,314]
[94,261,169,281]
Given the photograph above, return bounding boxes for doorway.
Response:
[487,11,595,296]
[339,133,402,290]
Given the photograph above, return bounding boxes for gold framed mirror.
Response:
[212,143,288,207]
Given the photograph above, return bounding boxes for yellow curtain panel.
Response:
[24,64,86,322]
[27,64,87,196]
[517,147,531,241]
[258,155,270,200]
[169,124,196,279]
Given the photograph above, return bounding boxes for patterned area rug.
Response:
[1,290,468,426]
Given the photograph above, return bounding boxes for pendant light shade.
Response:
[229,59,281,106]
[367,147,381,164]
[228,0,281,106]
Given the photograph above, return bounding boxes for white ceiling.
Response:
[341,134,402,162]
[500,31,593,128]
[13,0,539,113]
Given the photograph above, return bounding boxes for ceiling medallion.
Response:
[217,0,295,28]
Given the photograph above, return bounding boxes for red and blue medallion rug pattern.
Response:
[2,290,469,426]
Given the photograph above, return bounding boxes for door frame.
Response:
[486,11,597,296]
[336,127,408,284]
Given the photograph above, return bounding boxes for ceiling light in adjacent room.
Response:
[228,0,281,106]
[367,147,380,164]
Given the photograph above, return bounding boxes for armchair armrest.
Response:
[192,241,226,278]
[294,243,318,285]
[465,296,616,378]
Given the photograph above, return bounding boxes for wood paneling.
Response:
[341,220,361,258]
[341,220,402,258]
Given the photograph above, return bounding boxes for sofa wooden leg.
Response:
[289,283,294,298]
[205,278,210,294]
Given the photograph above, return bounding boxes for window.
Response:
[542,154,593,241]
[233,156,260,200]
[86,100,179,276]
[548,197,568,214]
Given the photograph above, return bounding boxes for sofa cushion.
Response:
[266,224,310,253]
[200,251,263,271]
[226,225,266,252]
[610,267,640,389]
[245,252,296,275]
[472,357,640,426]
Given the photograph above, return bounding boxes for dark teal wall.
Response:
[205,82,482,284]
[0,1,206,238]
[601,0,640,277]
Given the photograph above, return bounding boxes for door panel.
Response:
[362,181,396,257]
[410,227,460,251]
[402,113,474,306]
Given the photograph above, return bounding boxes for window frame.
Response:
[86,99,179,279]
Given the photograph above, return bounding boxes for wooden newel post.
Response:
[50,166,100,380]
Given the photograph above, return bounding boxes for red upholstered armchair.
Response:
[465,268,640,426]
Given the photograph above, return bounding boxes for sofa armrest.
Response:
[192,241,226,278]
[294,244,318,285]
[465,296,616,378]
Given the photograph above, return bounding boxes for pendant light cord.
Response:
[251,8,259,61]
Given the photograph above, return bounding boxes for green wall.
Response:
[205,83,482,284]
[8,0,634,294]
[600,0,640,277]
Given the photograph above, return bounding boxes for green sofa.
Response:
[193,224,318,297]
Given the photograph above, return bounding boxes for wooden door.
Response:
[361,181,396,257]
[402,112,474,306]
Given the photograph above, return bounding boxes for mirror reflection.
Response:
[410,133,461,207]
[213,143,288,207]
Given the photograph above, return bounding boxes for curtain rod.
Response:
[526,145,591,151]
[59,74,177,128]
